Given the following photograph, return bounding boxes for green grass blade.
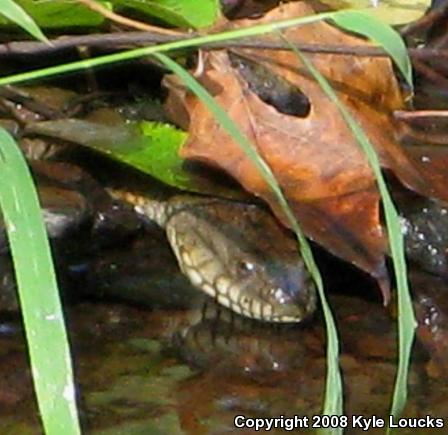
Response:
[0,0,48,42]
[0,8,392,87]
[0,5,414,428]
[0,127,81,435]
[330,11,413,90]
[152,52,343,427]
[280,33,416,422]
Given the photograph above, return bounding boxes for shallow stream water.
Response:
[1,264,447,434]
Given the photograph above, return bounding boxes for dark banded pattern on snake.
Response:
[109,189,316,322]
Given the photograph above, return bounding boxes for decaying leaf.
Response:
[164,2,447,299]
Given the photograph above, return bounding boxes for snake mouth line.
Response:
[180,258,307,323]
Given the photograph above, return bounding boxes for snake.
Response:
[109,189,316,323]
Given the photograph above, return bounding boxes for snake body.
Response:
[110,189,316,323]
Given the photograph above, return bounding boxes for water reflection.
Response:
[1,253,447,434]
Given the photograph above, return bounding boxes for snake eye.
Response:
[238,260,256,274]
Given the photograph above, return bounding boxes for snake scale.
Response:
[109,189,317,323]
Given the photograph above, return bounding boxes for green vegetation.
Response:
[0,128,81,435]
[281,33,415,422]
[0,1,416,434]
[0,5,80,435]
[0,0,219,30]
[112,0,221,28]
[0,0,47,41]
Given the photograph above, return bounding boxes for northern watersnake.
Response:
[110,189,317,323]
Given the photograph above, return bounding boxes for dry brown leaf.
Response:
[164,2,447,300]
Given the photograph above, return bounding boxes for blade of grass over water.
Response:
[1,0,48,42]
[152,52,343,428]
[0,128,81,435]
[279,34,416,423]
[0,9,410,89]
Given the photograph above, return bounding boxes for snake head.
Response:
[228,256,317,322]
[165,199,317,323]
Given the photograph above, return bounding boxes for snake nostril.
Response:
[271,287,293,305]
